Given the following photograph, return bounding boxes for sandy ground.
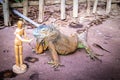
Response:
[0,4,120,80]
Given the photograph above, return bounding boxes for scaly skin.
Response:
[33,25,100,69]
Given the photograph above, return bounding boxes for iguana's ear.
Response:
[49,24,56,30]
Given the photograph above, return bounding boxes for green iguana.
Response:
[33,24,100,68]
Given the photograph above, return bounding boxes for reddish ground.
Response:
[0,4,120,80]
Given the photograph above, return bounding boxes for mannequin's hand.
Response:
[25,38,33,43]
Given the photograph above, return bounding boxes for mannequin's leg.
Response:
[19,46,23,66]
[15,45,20,66]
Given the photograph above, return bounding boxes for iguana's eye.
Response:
[42,29,45,31]
[41,28,46,32]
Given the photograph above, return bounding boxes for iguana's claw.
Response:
[48,61,64,70]
[88,53,102,62]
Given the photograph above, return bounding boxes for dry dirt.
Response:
[0,4,120,80]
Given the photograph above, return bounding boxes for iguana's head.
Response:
[33,24,55,42]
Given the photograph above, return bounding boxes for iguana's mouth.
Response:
[36,38,44,44]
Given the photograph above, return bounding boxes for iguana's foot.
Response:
[87,53,103,62]
[47,60,64,70]
[85,47,103,62]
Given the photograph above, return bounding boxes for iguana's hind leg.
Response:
[77,31,102,61]
[85,46,102,61]
[78,42,100,60]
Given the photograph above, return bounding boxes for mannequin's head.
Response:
[17,18,24,29]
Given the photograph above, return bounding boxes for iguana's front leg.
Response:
[48,41,61,69]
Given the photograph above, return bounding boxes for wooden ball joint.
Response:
[13,19,32,74]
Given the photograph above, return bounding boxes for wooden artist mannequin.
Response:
[13,19,32,74]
